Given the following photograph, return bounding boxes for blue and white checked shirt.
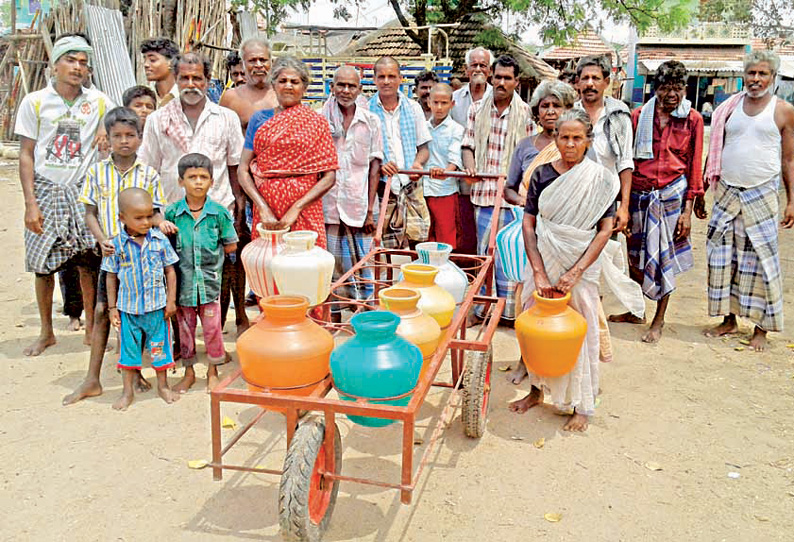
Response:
[424,115,464,197]
[101,228,179,315]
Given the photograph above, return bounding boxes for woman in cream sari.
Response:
[509,109,643,431]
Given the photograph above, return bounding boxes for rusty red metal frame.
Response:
[209,172,507,506]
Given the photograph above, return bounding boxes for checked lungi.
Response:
[25,174,95,275]
[707,179,783,332]
[326,222,375,313]
[627,175,694,301]
[474,205,516,320]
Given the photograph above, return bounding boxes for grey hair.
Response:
[556,108,593,139]
[744,49,780,75]
[465,47,493,67]
[332,65,360,84]
[240,36,271,58]
[528,80,577,121]
[269,55,311,87]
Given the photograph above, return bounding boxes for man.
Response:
[575,55,633,232]
[139,52,248,338]
[140,37,180,107]
[609,61,704,343]
[321,66,383,321]
[414,69,439,120]
[219,37,278,130]
[451,47,493,255]
[462,55,534,324]
[703,50,794,352]
[15,33,112,357]
[369,56,431,248]
[226,51,246,88]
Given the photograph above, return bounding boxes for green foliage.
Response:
[232,0,312,37]
[698,0,752,23]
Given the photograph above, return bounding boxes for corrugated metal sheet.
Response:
[84,5,136,106]
[639,59,744,74]
[780,57,794,79]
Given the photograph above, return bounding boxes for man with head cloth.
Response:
[219,37,278,130]
[15,33,114,357]
[702,50,794,352]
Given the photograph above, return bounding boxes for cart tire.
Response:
[279,419,342,542]
[461,348,493,438]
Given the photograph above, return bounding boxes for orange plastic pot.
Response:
[395,264,456,329]
[515,291,587,378]
[236,295,333,409]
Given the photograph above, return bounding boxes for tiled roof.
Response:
[340,19,557,80]
[636,46,746,61]
[750,38,794,56]
[541,27,616,62]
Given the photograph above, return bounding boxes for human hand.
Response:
[693,195,708,220]
[429,167,445,179]
[613,205,630,234]
[257,205,279,230]
[675,212,692,240]
[92,128,109,154]
[555,269,581,294]
[362,212,376,235]
[464,167,478,184]
[408,162,423,182]
[24,202,44,234]
[534,272,555,299]
[158,220,178,235]
[109,307,121,329]
[381,161,399,177]
[781,202,794,229]
[164,302,177,321]
[99,240,115,257]
[276,206,301,230]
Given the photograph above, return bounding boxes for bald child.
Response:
[102,188,180,410]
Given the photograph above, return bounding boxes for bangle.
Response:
[108,306,116,310]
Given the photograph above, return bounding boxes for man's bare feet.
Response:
[608,312,646,325]
[67,317,82,331]
[563,411,589,432]
[748,326,767,352]
[509,386,543,414]
[173,367,196,394]
[641,324,664,344]
[506,362,528,385]
[135,371,152,393]
[236,321,250,338]
[63,378,103,406]
[158,386,179,404]
[466,312,483,328]
[112,389,134,411]
[704,317,739,337]
[23,334,56,357]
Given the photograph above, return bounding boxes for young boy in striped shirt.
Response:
[103,188,179,410]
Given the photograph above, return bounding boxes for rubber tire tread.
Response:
[461,349,492,438]
[279,419,342,542]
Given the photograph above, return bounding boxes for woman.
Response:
[237,56,338,248]
[509,109,642,432]
[504,80,577,207]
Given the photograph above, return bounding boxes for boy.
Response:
[160,153,238,393]
[140,37,179,107]
[104,188,179,410]
[63,107,166,406]
[425,83,463,248]
[122,86,157,130]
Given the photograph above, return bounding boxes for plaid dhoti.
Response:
[474,205,516,320]
[627,175,694,301]
[25,174,95,275]
[326,222,374,313]
[707,179,783,332]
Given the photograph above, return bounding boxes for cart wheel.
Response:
[279,419,342,542]
[461,348,493,438]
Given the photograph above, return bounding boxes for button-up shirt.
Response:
[376,94,432,193]
[101,228,179,315]
[323,105,384,227]
[139,99,244,209]
[461,97,533,207]
[630,107,704,199]
[576,97,634,186]
[165,198,238,307]
[450,83,492,127]
[80,156,166,238]
[424,115,463,197]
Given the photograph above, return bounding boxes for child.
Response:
[425,83,463,249]
[160,153,238,393]
[64,107,166,406]
[103,188,179,410]
[122,86,157,130]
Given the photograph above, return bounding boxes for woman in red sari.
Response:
[238,56,338,248]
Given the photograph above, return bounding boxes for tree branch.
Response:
[388,0,423,47]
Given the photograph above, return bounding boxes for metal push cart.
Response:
[209,172,507,541]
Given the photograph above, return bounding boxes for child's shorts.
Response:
[119,309,175,371]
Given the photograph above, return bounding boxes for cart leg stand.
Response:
[401,418,414,504]
[211,391,222,481]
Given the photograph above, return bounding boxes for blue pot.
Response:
[330,311,423,427]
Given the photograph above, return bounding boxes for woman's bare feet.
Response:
[641,323,664,344]
[112,389,134,411]
[158,386,179,404]
[748,326,767,352]
[509,386,543,414]
[135,371,152,393]
[608,312,646,325]
[67,316,82,332]
[704,316,739,337]
[563,411,589,432]
[173,367,196,394]
[62,378,103,405]
[23,334,56,357]
[506,362,528,385]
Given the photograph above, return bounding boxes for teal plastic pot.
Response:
[330,311,423,427]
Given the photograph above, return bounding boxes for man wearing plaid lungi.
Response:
[703,50,794,352]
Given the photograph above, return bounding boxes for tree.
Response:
[698,0,793,43]
[232,0,312,37]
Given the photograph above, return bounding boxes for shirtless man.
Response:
[219,37,278,130]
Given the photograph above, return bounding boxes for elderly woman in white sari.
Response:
[509,109,643,432]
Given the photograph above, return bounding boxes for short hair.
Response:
[576,55,611,79]
[429,82,454,98]
[240,36,271,58]
[54,32,92,47]
[332,65,360,84]
[654,60,688,88]
[118,187,152,213]
[104,106,142,135]
[414,70,439,87]
[140,37,179,60]
[465,47,493,67]
[122,85,157,108]
[226,51,242,70]
[555,108,593,139]
[744,49,780,75]
[374,56,400,76]
[528,80,577,120]
[269,55,311,87]
[173,52,212,80]
[492,55,520,78]
[178,152,213,179]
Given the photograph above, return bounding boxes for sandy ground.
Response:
[1,160,794,542]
